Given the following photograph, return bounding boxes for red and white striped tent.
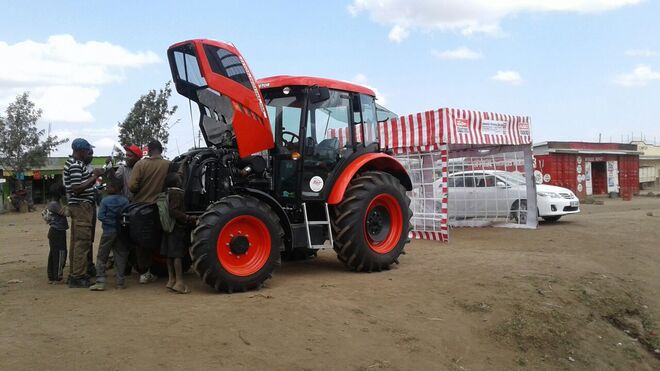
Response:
[330,108,533,241]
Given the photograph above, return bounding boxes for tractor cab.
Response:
[258,76,381,204]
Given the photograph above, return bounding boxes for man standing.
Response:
[63,138,104,288]
[115,144,142,200]
[129,140,170,284]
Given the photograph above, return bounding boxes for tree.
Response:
[0,92,67,187]
[118,81,178,150]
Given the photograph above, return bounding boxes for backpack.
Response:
[156,191,175,233]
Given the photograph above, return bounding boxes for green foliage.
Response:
[118,81,178,149]
[0,92,67,174]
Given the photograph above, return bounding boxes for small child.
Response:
[45,183,68,284]
[89,177,129,290]
[161,172,197,294]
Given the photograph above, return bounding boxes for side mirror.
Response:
[496,181,507,188]
[309,87,330,103]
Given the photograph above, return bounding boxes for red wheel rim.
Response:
[363,193,403,254]
[216,215,271,277]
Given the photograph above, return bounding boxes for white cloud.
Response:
[492,70,523,85]
[432,47,482,60]
[625,49,659,57]
[49,124,121,156]
[0,34,160,122]
[388,25,410,43]
[614,65,660,87]
[351,73,387,105]
[348,0,641,40]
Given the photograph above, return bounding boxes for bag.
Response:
[156,192,175,233]
[119,203,162,248]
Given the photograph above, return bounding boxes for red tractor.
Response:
[163,39,412,292]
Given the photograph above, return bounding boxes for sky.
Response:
[1,0,659,157]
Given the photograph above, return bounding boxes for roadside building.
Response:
[631,141,660,188]
[533,142,640,200]
[1,156,109,207]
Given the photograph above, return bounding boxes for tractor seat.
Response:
[315,138,339,161]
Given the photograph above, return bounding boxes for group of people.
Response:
[45,138,196,294]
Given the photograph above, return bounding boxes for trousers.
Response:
[95,231,129,285]
[68,202,94,279]
[47,227,67,281]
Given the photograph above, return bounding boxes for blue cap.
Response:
[71,138,94,151]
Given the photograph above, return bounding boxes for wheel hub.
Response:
[366,205,391,243]
[229,235,249,255]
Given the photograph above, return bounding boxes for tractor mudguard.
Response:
[239,188,292,249]
[327,153,412,205]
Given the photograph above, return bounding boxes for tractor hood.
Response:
[167,39,274,158]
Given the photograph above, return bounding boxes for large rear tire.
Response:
[190,195,283,292]
[332,171,412,272]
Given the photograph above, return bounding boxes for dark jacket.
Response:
[47,200,69,231]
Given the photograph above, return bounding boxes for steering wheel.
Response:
[281,131,300,147]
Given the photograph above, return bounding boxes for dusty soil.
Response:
[1,198,659,370]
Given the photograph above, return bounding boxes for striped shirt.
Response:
[63,157,96,204]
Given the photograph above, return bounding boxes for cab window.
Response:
[173,49,206,87]
[203,45,253,90]
[264,94,304,152]
[352,94,379,146]
[306,90,351,162]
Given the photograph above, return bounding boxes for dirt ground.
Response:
[1,197,659,371]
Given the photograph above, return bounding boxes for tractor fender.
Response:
[239,188,292,250]
[327,153,412,205]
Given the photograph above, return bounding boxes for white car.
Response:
[445,170,579,223]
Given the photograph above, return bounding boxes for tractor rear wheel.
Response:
[190,195,283,292]
[332,171,411,272]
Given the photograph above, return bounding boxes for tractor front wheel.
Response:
[332,171,411,272]
[190,195,283,292]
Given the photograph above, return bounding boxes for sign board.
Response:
[481,120,507,136]
[607,160,619,193]
[585,162,593,196]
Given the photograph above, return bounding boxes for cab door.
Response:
[262,86,307,202]
[299,89,352,199]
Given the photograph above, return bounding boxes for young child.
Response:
[45,183,68,284]
[89,177,129,290]
[161,172,197,294]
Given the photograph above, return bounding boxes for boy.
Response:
[89,177,129,290]
[46,183,68,283]
[160,172,197,294]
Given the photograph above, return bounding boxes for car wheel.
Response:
[509,199,528,224]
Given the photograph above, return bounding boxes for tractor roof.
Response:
[257,75,375,97]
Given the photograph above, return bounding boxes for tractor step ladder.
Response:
[302,202,334,250]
